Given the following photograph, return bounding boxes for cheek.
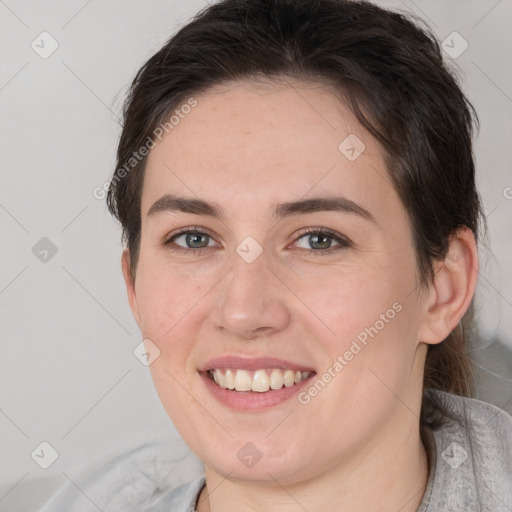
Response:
[134,262,204,348]
[290,262,396,341]
[295,260,418,378]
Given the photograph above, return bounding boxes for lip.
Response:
[199,355,315,372]
[199,370,316,410]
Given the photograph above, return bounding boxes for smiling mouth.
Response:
[205,368,316,393]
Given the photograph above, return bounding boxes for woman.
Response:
[42,0,512,510]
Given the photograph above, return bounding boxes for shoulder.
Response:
[421,391,512,511]
[36,439,204,512]
[141,475,206,512]
[435,390,512,469]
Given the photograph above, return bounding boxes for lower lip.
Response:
[199,371,316,410]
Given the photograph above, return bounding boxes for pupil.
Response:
[311,234,330,249]
[187,233,207,248]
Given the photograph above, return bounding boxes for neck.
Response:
[196,417,429,512]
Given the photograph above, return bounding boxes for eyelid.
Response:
[161,226,221,248]
[162,226,351,254]
[291,227,351,251]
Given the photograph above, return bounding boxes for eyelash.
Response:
[161,226,351,257]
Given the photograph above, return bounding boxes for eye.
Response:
[162,227,219,255]
[161,226,351,256]
[292,227,350,255]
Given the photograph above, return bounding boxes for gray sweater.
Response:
[38,391,512,511]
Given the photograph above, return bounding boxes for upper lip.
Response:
[199,356,316,373]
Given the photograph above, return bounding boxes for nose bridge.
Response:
[211,243,291,338]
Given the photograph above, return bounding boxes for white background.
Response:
[1,0,511,510]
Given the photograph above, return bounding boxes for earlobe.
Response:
[418,227,479,346]
[121,249,142,327]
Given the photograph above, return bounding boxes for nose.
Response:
[209,248,291,340]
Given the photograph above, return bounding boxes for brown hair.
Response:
[107,0,488,429]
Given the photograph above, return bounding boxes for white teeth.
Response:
[210,368,313,392]
[213,370,225,388]
[252,370,270,392]
[283,370,295,387]
[225,369,235,389]
[234,369,252,391]
[270,369,283,390]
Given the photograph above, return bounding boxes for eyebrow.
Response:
[147,194,377,224]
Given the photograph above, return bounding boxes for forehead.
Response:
[141,79,402,224]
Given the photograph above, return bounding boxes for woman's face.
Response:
[124,79,433,484]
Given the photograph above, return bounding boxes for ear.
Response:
[417,227,479,345]
[121,249,142,328]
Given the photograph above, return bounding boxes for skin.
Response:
[121,78,478,512]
